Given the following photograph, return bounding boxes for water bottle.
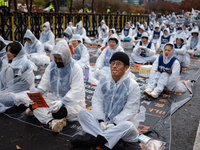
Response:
[84,65,89,81]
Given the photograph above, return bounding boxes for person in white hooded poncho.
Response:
[97,24,109,45]
[156,28,173,52]
[98,20,109,38]
[24,29,50,66]
[149,24,163,45]
[74,21,91,44]
[187,29,200,55]
[102,28,116,48]
[63,27,73,44]
[174,34,190,68]
[39,21,55,52]
[71,52,140,150]
[170,12,177,25]
[0,38,7,71]
[173,25,187,44]
[132,25,145,46]
[143,43,187,98]
[68,22,76,33]
[94,34,124,80]
[25,40,85,133]
[120,22,133,42]
[168,22,176,38]
[97,28,121,55]
[0,42,35,113]
[149,12,156,25]
[131,32,157,64]
[70,34,90,70]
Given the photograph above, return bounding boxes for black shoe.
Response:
[70,133,94,147]
[113,139,125,150]
[131,141,142,150]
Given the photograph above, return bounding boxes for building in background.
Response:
[166,0,182,2]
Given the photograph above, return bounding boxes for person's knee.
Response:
[118,121,134,131]
[77,109,90,121]
[131,53,136,60]
[52,107,68,119]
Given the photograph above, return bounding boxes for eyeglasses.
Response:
[110,61,123,67]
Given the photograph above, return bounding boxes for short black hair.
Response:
[176,38,184,44]
[6,42,22,56]
[109,38,118,44]
[109,30,114,34]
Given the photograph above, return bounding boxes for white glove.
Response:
[99,122,107,131]
[106,123,115,130]
[187,49,194,55]
[138,46,143,50]
[145,47,149,52]
[95,68,101,76]
[27,54,31,59]
[137,46,142,52]
[50,100,63,113]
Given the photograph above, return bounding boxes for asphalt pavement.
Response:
[0,78,200,150]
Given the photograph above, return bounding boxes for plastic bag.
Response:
[139,134,166,150]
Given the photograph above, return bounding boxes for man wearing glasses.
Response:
[71,52,141,150]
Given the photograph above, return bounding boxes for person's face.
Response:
[164,45,172,57]
[26,39,33,44]
[193,33,198,38]
[110,60,129,81]
[155,27,159,31]
[170,24,173,27]
[129,20,132,24]
[176,38,182,46]
[72,40,79,47]
[125,23,129,28]
[164,30,168,35]
[7,46,16,61]
[144,23,147,27]
[54,56,63,63]
[101,22,104,26]
[109,30,113,37]
[65,34,70,38]
[176,23,179,27]
[161,26,165,29]
[142,38,148,45]
[139,28,143,33]
[183,25,186,30]
[109,40,117,49]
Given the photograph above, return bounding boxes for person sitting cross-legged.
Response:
[70,52,141,150]
[131,32,157,64]
[25,40,85,133]
[143,42,187,99]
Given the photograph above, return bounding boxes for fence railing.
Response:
[0,12,149,43]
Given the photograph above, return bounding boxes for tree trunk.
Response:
[92,0,94,13]
[54,0,60,12]
[14,0,17,11]
[26,0,29,12]
[70,0,73,13]
[30,0,32,12]
[82,0,84,12]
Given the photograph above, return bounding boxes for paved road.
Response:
[0,78,199,150]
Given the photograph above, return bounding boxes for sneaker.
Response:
[150,90,160,98]
[25,108,34,117]
[143,87,153,96]
[49,118,67,132]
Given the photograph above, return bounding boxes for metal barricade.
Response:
[0,12,149,43]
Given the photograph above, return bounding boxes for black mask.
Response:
[55,61,64,68]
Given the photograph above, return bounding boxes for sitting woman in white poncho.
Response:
[0,42,35,114]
